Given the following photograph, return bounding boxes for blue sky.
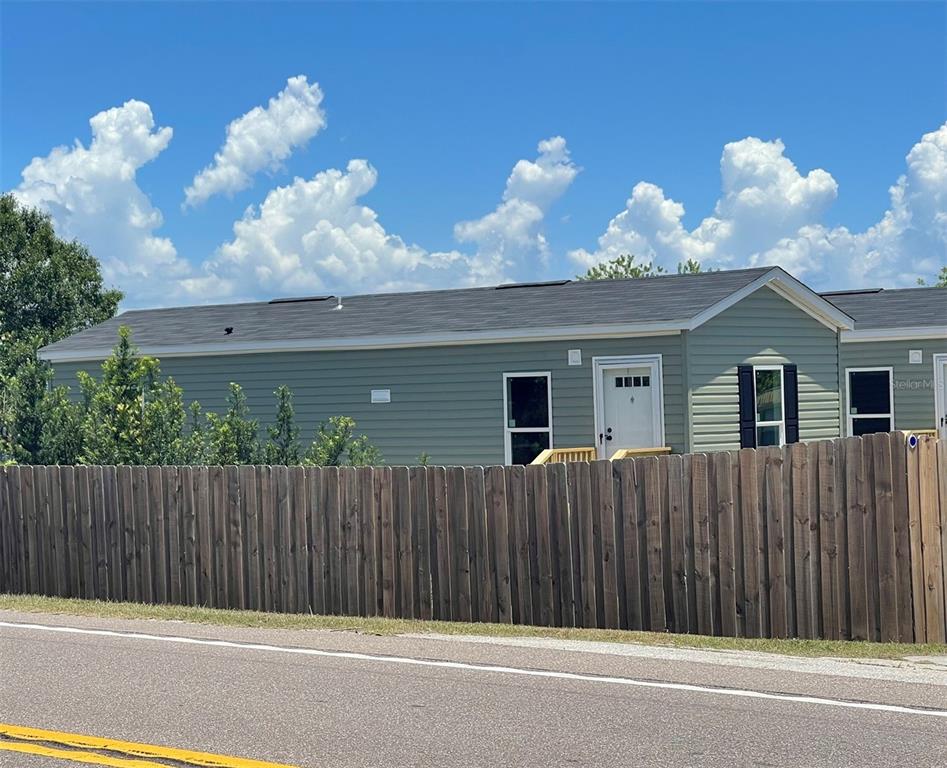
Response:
[2,1,945,307]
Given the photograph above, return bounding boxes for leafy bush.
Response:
[21,327,383,467]
[265,386,300,465]
[204,383,261,465]
[304,416,382,467]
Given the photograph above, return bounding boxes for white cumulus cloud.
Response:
[14,100,192,305]
[571,125,947,288]
[184,75,326,208]
[182,160,469,301]
[184,137,580,300]
[455,136,579,279]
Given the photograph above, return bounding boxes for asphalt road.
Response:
[1,610,945,767]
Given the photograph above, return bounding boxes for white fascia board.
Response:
[38,322,685,363]
[686,268,855,332]
[840,326,947,343]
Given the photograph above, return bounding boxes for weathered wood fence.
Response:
[0,432,944,642]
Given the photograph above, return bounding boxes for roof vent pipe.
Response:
[334,296,343,310]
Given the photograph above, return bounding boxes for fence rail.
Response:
[0,432,944,642]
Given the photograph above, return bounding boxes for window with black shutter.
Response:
[737,363,800,448]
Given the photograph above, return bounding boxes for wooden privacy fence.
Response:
[0,432,945,643]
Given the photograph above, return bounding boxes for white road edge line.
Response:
[3,620,945,719]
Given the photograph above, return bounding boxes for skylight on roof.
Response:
[268,295,335,304]
[495,280,570,290]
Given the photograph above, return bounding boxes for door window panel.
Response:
[504,373,552,464]
[848,369,892,436]
[506,376,549,428]
[851,417,892,437]
[509,432,550,465]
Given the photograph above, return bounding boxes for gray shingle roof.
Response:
[39,267,780,357]
[821,287,947,330]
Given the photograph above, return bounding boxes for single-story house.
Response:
[821,287,946,440]
[40,266,865,465]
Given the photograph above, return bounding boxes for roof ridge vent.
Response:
[268,295,335,304]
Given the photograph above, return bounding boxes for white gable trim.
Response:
[686,268,854,332]
[840,326,947,343]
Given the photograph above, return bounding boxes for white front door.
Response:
[594,355,664,459]
[936,354,947,440]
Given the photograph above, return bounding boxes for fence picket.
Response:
[507,465,530,625]
[870,433,899,642]
[394,466,414,618]
[448,466,471,622]
[918,437,945,644]
[715,452,736,637]
[485,465,512,624]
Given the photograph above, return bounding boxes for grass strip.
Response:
[2,593,945,660]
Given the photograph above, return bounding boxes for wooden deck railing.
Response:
[531,448,597,464]
[531,446,672,464]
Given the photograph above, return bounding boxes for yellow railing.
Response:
[609,446,673,460]
[905,429,938,437]
[531,447,597,464]
[531,446,672,464]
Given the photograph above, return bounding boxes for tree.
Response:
[142,378,188,465]
[917,266,947,288]
[0,194,121,460]
[204,383,261,465]
[576,253,709,280]
[265,386,300,464]
[304,416,382,466]
[76,326,189,465]
[37,386,84,465]
[182,401,209,465]
[577,254,663,280]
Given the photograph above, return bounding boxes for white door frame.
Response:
[935,353,947,438]
[845,366,895,437]
[591,354,665,459]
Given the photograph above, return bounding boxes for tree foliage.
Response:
[203,383,262,465]
[576,253,709,281]
[304,416,382,467]
[73,327,187,465]
[34,330,382,467]
[265,386,300,465]
[0,194,121,461]
[917,266,947,288]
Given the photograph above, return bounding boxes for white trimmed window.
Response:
[846,367,894,436]
[753,365,785,447]
[502,372,552,464]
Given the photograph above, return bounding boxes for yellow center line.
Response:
[0,723,300,768]
[0,740,171,767]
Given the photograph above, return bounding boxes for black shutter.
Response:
[737,364,756,449]
[784,364,800,444]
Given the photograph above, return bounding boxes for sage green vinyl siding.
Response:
[51,335,685,465]
[839,339,946,434]
[686,285,841,452]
